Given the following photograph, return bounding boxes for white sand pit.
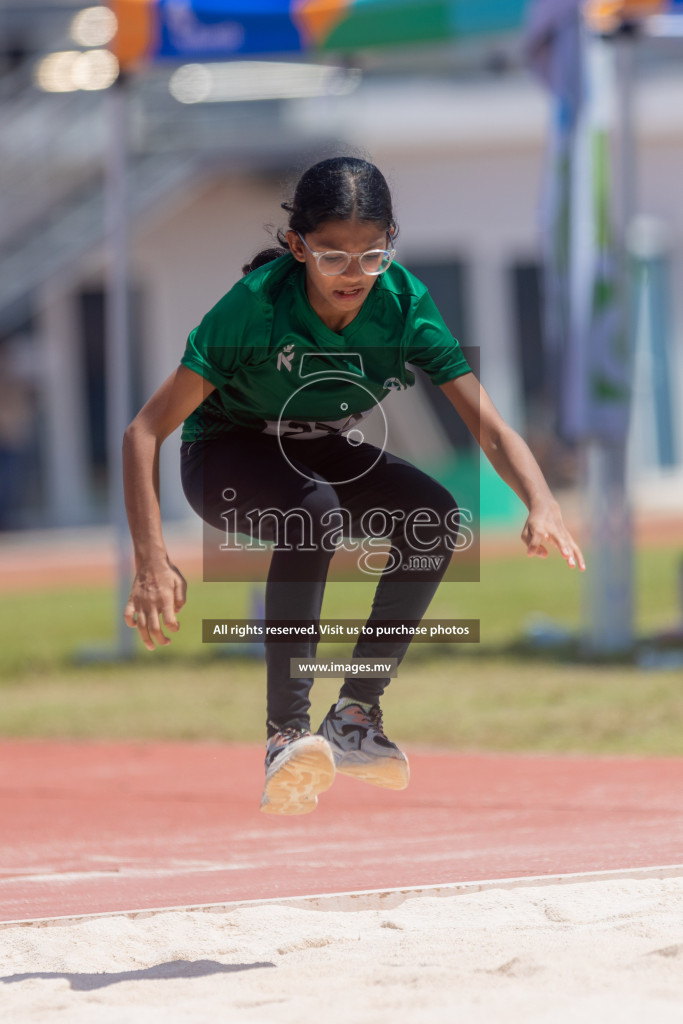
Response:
[2,875,683,1023]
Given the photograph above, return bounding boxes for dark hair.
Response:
[278,156,396,240]
[243,156,396,275]
[241,246,288,276]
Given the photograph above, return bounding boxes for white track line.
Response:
[2,862,683,930]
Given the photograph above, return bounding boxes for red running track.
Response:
[1,740,683,923]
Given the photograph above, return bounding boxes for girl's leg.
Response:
[298,437,460,704]
[294,437,457,789]
[180,432,340,733]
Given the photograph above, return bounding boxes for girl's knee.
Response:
[248,482,341,549]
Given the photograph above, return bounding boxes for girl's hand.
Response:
[521,501,586,571]
[123,560,187,650]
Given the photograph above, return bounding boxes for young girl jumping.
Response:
[123,156,585,816]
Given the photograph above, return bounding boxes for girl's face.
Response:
[287,219,390,332]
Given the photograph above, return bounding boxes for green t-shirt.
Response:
[180,255,470,441]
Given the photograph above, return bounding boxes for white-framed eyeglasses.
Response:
[297,231,396,276]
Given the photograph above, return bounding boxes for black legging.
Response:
[180,427,458,734]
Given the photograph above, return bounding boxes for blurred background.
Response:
[0,1,681,747]
[1,0,681,529]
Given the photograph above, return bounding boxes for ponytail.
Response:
[241,246,288,276]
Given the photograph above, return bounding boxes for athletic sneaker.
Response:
[260,723,336,815]
[316,699,410,790]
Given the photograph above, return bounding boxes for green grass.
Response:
[0,544,681,753]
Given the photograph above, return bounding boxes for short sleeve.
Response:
[180,282,266,388]
[404,291,471,385]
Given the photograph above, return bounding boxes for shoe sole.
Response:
[260,737,336,815]
[335,751,410,791]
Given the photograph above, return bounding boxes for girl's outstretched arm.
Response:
[440,373,585,571]
[122,365,215,649]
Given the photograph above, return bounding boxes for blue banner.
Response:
[156,0,303,59]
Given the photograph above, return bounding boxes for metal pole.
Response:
[581,29,635,655]
[105,72,135,658]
